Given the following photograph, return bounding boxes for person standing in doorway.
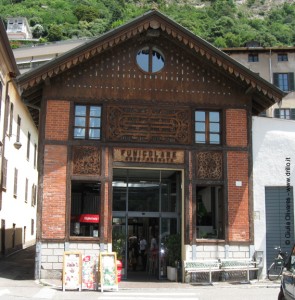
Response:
[139,236,147,271]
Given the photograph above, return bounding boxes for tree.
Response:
[73,5,99,22]
[47,24,63,42]
[31,24,44,38]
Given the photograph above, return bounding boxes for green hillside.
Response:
[1,0,295,47]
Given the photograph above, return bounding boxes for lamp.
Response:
[13,141,22,150]
[6,134,22,150]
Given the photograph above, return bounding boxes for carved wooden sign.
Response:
[113,148,184,164]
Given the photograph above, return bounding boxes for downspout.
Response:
[0,72,16,211]
[269,49,272,84]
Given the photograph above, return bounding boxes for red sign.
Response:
[79,214,99,223]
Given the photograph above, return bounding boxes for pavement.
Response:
[0,245,281,291]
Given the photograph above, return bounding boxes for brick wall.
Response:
[226,109,247,147]
[42,145,67,239]
[45,100,70,140]
[227,151,249,241]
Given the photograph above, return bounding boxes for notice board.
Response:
[62,251,82,291]
[99,252,118,292]
[82,254,98,290]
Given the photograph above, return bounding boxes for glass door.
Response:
[112,169,181,281]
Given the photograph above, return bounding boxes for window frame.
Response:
[73,104,102,140]
[278,53,288,62]
[13,168,18,198]
[273,72,294,92]
[136,46,165,73]
[194,110,221,145]
[26,132,31,160]
[2,158,8,190]
[70,180,101,239]
[248,53,259,62]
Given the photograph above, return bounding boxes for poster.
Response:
[62,251,82,291]
[99,252,118,292]
[82,255,98,290]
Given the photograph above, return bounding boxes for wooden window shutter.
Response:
[288,73,294,91]
[273,73,279,88]
[274,108,280,118]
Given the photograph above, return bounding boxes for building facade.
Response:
[0,21,38,256]
[6,17,32,40]
[224,46,295,119]
[16,11,284,281]
[252,116,295,276]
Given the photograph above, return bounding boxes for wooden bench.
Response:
[183,260,221,284]
[220,258,259,282]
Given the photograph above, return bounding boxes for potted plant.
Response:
[165,233,181,281]
[112,228,126,277]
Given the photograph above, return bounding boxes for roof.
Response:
[0,19,20,77]
[15,10,286,125]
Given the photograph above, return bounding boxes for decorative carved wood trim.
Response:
[196,151,223,180]
[18,13,283,104]
[107,105,191,144]
[72,146,100,175]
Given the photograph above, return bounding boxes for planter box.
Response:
[167,266,177,281]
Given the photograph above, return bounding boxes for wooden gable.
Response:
[46,34,247,106]
[16,10,285,127]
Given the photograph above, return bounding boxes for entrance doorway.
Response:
[112,169,182,281]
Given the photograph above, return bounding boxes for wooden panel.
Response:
[47,34,248,106]
[72,146,100,175]
[106,105,191,144]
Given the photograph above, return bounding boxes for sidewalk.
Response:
[1,246,280,290]
[40,277,281,290]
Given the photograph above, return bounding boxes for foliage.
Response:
[165,233,181,267]
[112,228,126,260]
[0,0,295,47]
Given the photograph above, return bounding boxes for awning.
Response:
[79,214,99,223]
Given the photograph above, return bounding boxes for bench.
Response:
[183,258,259,284]
[220,258,259,282]
[183,260,221,284]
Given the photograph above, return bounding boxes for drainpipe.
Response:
[269,49,272,84]
[0,72,16,210]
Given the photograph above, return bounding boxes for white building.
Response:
[0,20,38,256]
[252,116,295,277]
[6,17,32,40]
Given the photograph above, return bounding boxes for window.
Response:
[31,184,37,206]
[27,132,31,160]
[278,53,288,62]
[0,82,2,118]
[25,178,28,203]
[248,53,259,62]
[196,186,224,239]
[70,181,100,237]
[195,111,221,144]
[13,168,18,197]
[31,219,34,235]
[9,103,14,136]
[274,108,295,120]
[273,73,294,92]
[2,158,7,190]
[136,46,165,73]
[34,143,37,169]
[74,105,101,140]
[17,115,21,142]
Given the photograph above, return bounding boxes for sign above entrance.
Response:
[113,148,184,164]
